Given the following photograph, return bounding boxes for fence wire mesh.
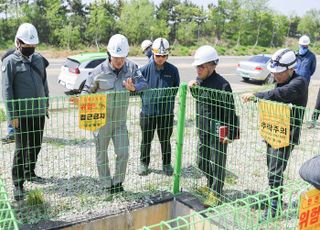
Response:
[180,86,319,205]
[0,179,18,230]
[0,88,179,225]
[141,181,308,230]
[0,85,319,228]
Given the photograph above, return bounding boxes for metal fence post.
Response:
[173,83,187,194]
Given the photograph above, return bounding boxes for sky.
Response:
[84,0,319,17]
[153,0,319,16]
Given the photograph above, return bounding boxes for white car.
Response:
[236,54,274,84]
[58,52,107,94]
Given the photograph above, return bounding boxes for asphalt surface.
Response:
[16,56,320,96]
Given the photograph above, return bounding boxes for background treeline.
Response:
[0,0,319,55]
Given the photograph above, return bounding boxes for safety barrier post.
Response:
[173,83,187,194]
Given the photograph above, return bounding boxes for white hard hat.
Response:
[152,38,170,55]
[299,35,310,46]
[15,23,39,45]
[141,40,152,51]
[267,48,297,73]
[107,34,129,57]
[192,45,219,66]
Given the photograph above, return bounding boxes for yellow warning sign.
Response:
[78,94,107,131]
[258,100,290,149]
[299,188,320,230]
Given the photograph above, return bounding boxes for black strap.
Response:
[274,49,290,63]
[270,49,296,68]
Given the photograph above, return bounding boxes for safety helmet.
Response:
[107,34,129,57]
[141,40,152,52]
[152,38,170,55]
[15,23,39,45]
[192,45,219,66]
[299,35,310,46]
[267,48,297,73]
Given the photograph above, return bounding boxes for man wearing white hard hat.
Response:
[1,47,49,144]
[141,39,153,60]
[296,36,319,128]
[138,37,180,176]
[2,23,49,201]
[295,35,316,83]
[81,34,147,194]
[242,48,308,220]
[188,45,239,204]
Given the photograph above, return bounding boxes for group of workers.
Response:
[1,23,319,222]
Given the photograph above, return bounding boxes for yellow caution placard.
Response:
[258,100,290,149]
[299,188,320,230]
[78,94,107,131]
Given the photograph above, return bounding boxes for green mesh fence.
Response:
[0,179,18,230]
[180,86,319,205]
[0,85,318,228]
[0,88,180,226]
[141,181,308,229]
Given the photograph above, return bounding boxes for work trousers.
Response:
[140,113,174,167]
[197,129,227,196]
[266,144,294,199]
[12,116,45,188]
[94,121,129,188]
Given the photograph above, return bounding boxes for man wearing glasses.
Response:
[242,48,308,220]
[188,45,239,205]
[2,23,49,201]
[139,37,180,176]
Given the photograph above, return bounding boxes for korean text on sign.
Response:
[299,188,320,230]
[78,94,107,131]
[258,100,290,149]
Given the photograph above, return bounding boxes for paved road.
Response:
[44,56,320,96]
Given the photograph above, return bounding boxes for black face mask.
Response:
[20,47,35,57]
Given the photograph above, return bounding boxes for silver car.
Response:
[236,54,274,84]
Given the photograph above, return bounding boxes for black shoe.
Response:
[111,183,124,194]
[13,186,25,201]
[25,175,46,184]
[163,164,173,176]
[259,201,282,222]
[1,134,15,144]
[138,164,149,176]
[260,207,277,222]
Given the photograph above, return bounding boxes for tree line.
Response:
[0,0,319,50]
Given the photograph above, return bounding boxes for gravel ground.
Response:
[0,85,319,228]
